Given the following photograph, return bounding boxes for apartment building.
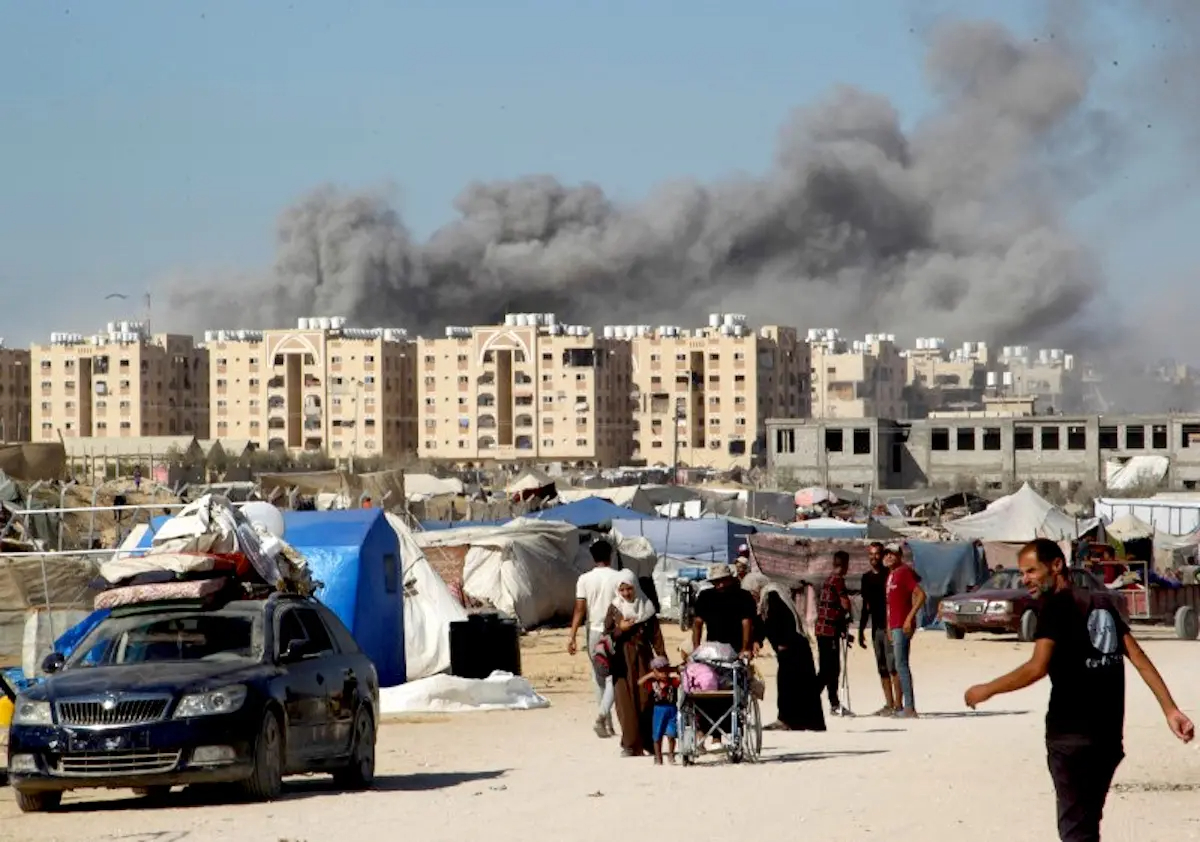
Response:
[206,317,416,459]
[0,342,31,441]
[627,315,809,471]
[767,412,1200,492]
[903,338,990,417]
[31,322,209,442]
[807,329,907,419]
[417,314,634,466]
[998,345,1082,412]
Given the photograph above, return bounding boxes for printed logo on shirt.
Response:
[1086,608,1122,667]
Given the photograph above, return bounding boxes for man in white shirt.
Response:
[568,539,622,738]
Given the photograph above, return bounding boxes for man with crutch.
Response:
[815,551,854,717]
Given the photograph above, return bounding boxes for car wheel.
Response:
[333,708,376,790]
[944,624,965,640]
[1018,609,1038,642]
[239,709,284,802]
[1174,606,1199,640]
[15,789,62,813]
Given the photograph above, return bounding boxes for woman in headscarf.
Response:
[742,572,826,732]
[603,569,666,756]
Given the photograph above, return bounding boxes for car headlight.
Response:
[986,600,1012,615]
[174,685,248,719]
[942,601,959,613]
[12,699,52,726]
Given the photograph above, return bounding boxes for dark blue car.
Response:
[7,592,379,813]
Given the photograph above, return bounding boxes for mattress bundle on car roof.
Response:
[94,494,315,609]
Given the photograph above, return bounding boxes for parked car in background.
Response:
[940,567,1128,641]
[7,592,379,813]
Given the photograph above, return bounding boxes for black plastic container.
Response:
[449,612,522,679]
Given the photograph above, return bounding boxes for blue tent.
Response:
[134,509,406,686]
[908,540,989,628]
[524,497,653,528]
[612,516,730,562]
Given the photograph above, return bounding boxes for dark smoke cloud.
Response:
[164,17,1120,352]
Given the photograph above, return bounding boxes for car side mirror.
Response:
[42,652,66,674]
[279,639,310,663]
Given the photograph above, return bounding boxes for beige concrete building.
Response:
[807,329,907,419]
[998,345,1082,412]
[903,337,991,417]
[205,318,416,459]
[416,314,634,466]
[0,343,31,442]
[31,322,209,442]
[627,315,808,470]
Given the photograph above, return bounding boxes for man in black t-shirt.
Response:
[691,563,756,656]
[964,538,1194,842]
[858,541,898,715]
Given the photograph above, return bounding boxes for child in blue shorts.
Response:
[640,656,680,765]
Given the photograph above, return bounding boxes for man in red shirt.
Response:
[885,544,925,719]
[815,551,853,716]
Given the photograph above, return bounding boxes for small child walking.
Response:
[639,656,680,765]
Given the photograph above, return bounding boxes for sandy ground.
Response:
[4,625,1200,842]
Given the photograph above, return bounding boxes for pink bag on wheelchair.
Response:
[682,661,719,692]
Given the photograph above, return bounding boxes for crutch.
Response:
[839,633,854,716]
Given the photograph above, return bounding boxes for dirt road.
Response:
[4,627,1199,842]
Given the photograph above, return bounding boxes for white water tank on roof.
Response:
[1038,349,1050,364]
[1002,372,1014,387]
[603,326,615,339]
[709,313,722,328]
[1050,349,1064,361]
[298,318,310,330]
[1064,354,1075,370]
[105,322,116,334]
[915,338,927,350]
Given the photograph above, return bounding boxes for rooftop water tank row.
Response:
[503,313,557,328]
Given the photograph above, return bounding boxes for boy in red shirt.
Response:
[885,544,925,719]
[640,656,681,765]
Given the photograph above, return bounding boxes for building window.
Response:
[1099,426,1118,450]
[1183,424,1200,448]
[957,428,975,450]
[1067,426,1086,450]
[983,427,1002,450]
[775,429,796,454]
[1014,426,1034,450]
[1125,425,1145,450]
[930,428,950,451]
[1151,425,1167,449]
[824,428,843,452]
[853,428,871,455]
[1041,427,1060,451]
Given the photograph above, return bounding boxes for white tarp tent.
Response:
[1105,456,1170,491]
[1102,513,1200,559]
[405,473,465,501]
[1095,496,1200,536]
[385,513,469,682]
[412,518,589,627]
[946,483,1097,542]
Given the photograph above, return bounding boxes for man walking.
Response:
[965,538,1193,841]
[815,551,853,717]
[885,544,924,719]
[858,542,898,715]
[568,539,622,738]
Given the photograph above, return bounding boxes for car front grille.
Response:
[57,696,171,727]
[52,750,182,777]
[960,602,985,614]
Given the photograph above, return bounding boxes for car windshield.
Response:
[67,608,265,668]
[978,570,1023,591]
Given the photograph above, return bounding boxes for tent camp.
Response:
[945,483,1096,542]
[412,518,590,627]
[523,497,652,528]
[1103,513,1200,568]
[133,509,407,687]
[787,517,902,540]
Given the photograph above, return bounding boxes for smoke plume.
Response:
[163,17,1126,352]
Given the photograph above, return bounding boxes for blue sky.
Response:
[0,0,1194,345]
